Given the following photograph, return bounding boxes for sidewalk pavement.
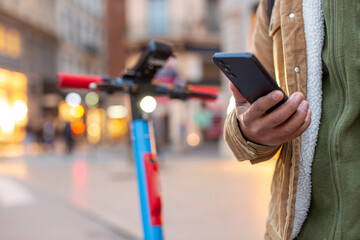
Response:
[0,142,276,240]
[0,176,133,240]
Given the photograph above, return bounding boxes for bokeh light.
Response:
[58,100,72,122]
[87,123,101,137]
[106,105,128,119]
[71,121,86,135]
[0,115,15,133]
[13,100,28,122]
[86,108,106,144]
[0,100,15,133]
[66,92,81,107]
[70,105,85,119]
[85,92,99,107]
[140,96,157,113]
[187,133,200,147]
[107,119,128,138]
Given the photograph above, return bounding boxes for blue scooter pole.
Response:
[130,96,163,240]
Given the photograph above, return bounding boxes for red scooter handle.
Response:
[58,73,103,89]
[188,85,218,101]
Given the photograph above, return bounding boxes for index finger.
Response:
[229,82,248,105]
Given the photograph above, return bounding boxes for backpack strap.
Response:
[267,0,275,20]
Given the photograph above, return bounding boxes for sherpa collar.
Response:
[291,0,325,238]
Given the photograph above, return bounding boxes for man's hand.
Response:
[230,82,312,146]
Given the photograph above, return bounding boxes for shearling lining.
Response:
[291,0,325,238]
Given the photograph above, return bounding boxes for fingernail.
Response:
[272,91,282,101]
[305,109,312,121]
[307,109,312,118]
[298,101,309,111]
[290,93,297,101]
[295,93,303,103]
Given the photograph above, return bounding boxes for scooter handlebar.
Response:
[57,73,219,101]
[187,85,218,101]
[58,73,103,89]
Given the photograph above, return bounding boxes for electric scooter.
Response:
[58,41,218,240]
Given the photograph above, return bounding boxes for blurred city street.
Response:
[0,1,271,239]
[0,142,275,240]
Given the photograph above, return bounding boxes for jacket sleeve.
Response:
[224,109,281,164]
[223,0,281,164]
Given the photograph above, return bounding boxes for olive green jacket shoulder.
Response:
[224,0,324,239]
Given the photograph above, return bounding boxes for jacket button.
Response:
[289,13,295,18]
[294,67,300,73]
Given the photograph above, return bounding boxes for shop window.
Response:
[148,0,169,35]
[7,29,22,58]
[0,24,22,59]
[207,0,220,33]
[0,68,28,143]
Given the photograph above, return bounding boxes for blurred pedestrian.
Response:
[63,122,74,154]
[43,118,55,152]
[32,119,44,151]
[224,0,359,239]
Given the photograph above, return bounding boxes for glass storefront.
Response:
[0,68,27,143]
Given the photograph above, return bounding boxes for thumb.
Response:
[229,82,248,105]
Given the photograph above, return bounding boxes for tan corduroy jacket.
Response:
[224,0,310,239]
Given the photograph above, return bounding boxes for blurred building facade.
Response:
[0,0,260,155]
[0,0,121,150]
[220,0,258,53]
[0,0,56,34]
[106,0,126,77]
[125,0,222,152]
[56,0,130,147]
[126,0,220,85]
[56,0,106,75]
[218,0,258,156]
[0,0,57,144]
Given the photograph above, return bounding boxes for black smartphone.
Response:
[212,52,288,113]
